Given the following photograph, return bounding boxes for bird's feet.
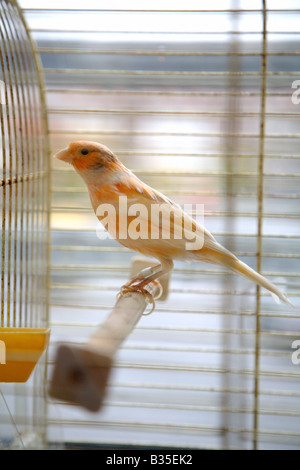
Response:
[117,278,162,315]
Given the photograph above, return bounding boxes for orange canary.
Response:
[55,141,291,306]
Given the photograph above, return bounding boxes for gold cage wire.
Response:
[1,0,299,450]
[0,0,49,449]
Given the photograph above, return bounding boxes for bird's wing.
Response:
[129,175,235,254]
[125,172,179,206]
[113,174,207,253]
[114,172,238,256]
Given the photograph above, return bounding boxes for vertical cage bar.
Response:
[6,2,36,328]
[221,1,240,449]
[0,11,10,328]
[2,4,23,327]
[0,96,6,327]
[1,3,22,328]
[253,0,268,451]
[6,2,31,328]
[5,3,27,328]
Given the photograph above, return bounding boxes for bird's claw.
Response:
[117,280,162,315]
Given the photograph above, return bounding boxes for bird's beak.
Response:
[54,147,72,163]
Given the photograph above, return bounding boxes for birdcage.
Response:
[2,0,299,451]
[0,0,50,449]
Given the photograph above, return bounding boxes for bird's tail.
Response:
[229,257,292,306]
[197,247,292,306]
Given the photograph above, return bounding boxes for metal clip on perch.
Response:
[49,257,170,412]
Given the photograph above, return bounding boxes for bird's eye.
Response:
[81,148,89,156]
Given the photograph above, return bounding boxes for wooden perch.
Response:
[49,265,165,412]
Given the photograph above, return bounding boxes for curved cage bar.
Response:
[0,0,49,330]
[0,0,49,449]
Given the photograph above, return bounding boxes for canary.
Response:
[55,141,291,306]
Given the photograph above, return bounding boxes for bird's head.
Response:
[54,141,119,175]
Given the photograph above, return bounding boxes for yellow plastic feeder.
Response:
[0,328,50,383]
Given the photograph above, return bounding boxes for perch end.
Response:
[49,344,112,412]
